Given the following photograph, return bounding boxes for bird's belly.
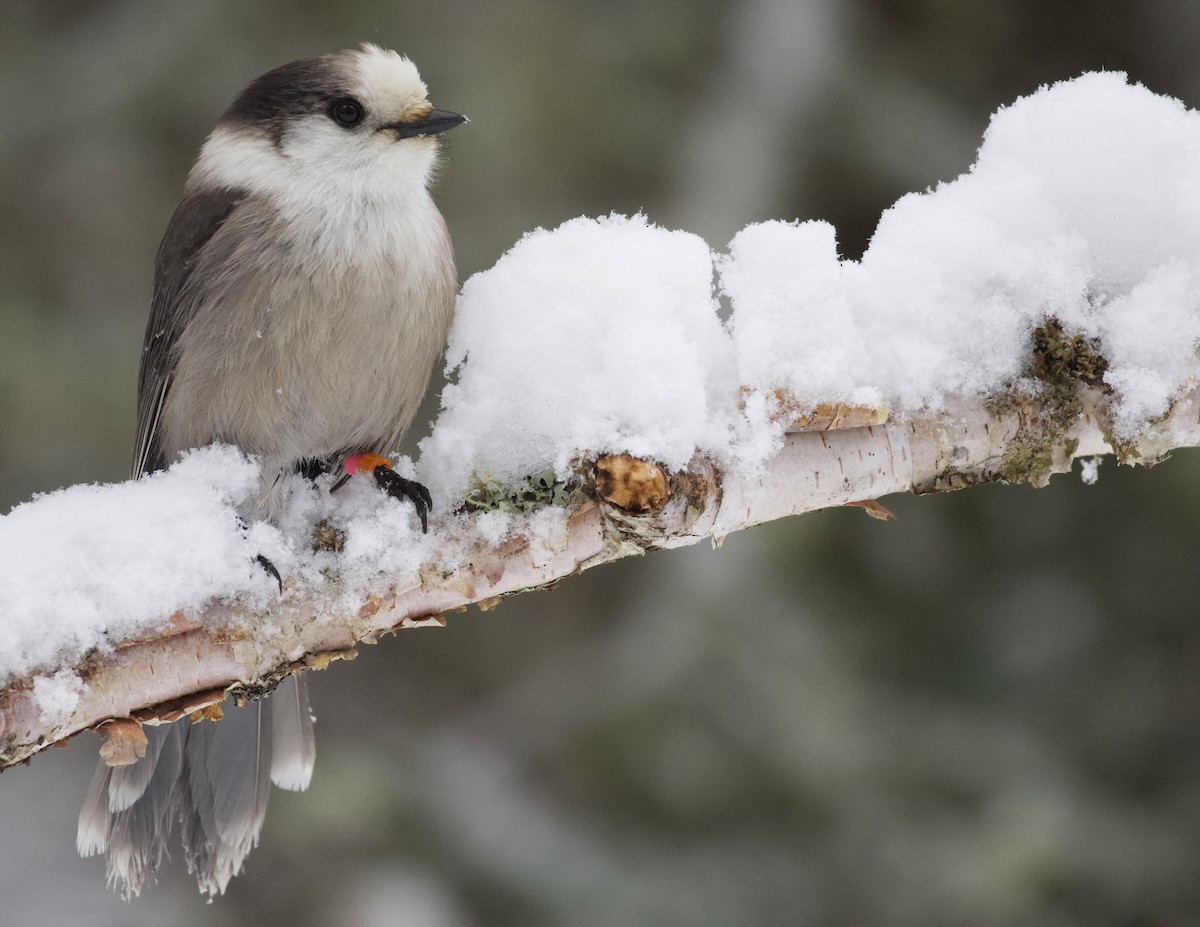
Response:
[164,287,444,465]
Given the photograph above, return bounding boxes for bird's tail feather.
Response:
[77,682,315,898]
[271,674,316,790]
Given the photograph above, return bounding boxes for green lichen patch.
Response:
[462,469,580,514]
[990,318,1111,486]
[998,419,1057,486]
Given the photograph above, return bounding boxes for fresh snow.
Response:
[4,72,1199,699]
[420,214,735,507]
[0,447,438,691]
[725,72,1200,436]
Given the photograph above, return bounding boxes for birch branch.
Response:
[2,379,1197,771]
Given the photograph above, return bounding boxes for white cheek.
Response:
[191,128,285,192]
[191,121,444,271]
[191,121,438,205]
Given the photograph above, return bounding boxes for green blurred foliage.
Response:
[3,2,1200,925]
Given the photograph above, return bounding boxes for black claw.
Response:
[239,516,283,591]
[255,554,283,592]
[373,468,432,533]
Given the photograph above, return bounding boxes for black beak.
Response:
[386,109,467,139]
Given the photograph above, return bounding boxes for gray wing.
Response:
[133,186,246,478]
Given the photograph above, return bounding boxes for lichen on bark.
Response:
[991,317,1110,486]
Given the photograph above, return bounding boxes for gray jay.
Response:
[76,44,463,897]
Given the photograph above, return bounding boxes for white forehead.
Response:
[347,44,429,110]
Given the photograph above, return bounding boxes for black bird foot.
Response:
[256,554,283,592]
[372,467,433,533]
[238,516,284,591]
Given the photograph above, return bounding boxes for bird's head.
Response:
[192,45,465,198]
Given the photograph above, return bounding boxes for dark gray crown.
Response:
[220,53,354,142]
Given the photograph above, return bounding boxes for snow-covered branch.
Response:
[2,378,1196,770]
[5,70,1200,770]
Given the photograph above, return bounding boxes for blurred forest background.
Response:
[4,2,1200,925]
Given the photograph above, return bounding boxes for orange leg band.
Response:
[343,452,393,476]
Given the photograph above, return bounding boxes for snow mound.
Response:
[725,72,1200,435]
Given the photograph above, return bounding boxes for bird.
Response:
[76,44,464,898]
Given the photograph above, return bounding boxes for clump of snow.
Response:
[525,506,571,569]
[251,455,441,612]
[0,446,271,684]
[1096,261,1200,430]
[725,72,1200,435]
[420,214,736,504]
[0,446,441,687]
[31,669,85,720]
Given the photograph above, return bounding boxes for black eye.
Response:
[330,99,364,127]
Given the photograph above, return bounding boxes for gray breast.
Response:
[160,191,456,509]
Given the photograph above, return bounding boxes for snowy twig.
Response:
[2,380,1196,770]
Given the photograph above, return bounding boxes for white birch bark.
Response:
[2,383,1196,769]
